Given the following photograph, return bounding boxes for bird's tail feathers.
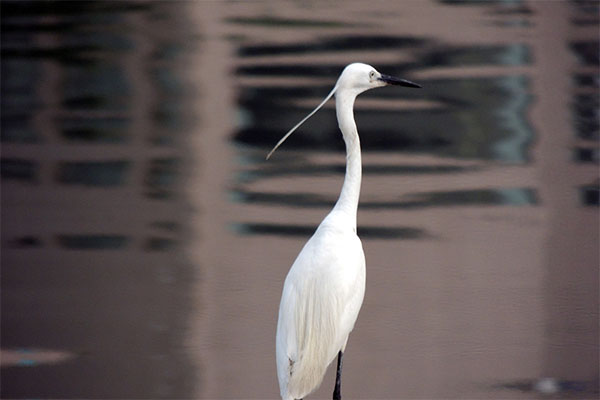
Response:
[286,290,340,399]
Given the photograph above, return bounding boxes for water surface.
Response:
[1,1,598,399]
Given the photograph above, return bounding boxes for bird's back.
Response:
[276,213,366,400]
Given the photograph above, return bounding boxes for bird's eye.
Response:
[369,71,375,79]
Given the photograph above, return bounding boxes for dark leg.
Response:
[333,351,343,400]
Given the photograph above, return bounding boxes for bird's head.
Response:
[266,63,421,159]
[336,63,421,96]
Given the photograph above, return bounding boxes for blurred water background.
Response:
[1,1,598,399]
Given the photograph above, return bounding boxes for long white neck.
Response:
[331,90,362,228]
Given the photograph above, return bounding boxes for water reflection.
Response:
[57,160,130,186]
[571,40,600,66]
[1,59,41,143]
[62,64,131,113]
[574,147,599,163]
[495,377,598,396]
[144,158,180,199]
[7,236,43,249]
[239,161,479,183]
[234,187,537,210]
[57,234,129,250]
[236,76,533,160]
[228,16,360,29]
[574,93,599,141]
[226,1,598,399]
[2,0,599,399]
[235,39,533,162]
[1,158,38,182]
[1,1,195,398]
[580,182,600,206]
[60,116,130,142]
[236,223,428,240]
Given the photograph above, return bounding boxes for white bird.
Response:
[268,63,421,400]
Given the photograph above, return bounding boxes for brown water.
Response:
[1,1,598,399]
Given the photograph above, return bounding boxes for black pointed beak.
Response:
[378,74,422,88]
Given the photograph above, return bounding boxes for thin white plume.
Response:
[266,85,338,160]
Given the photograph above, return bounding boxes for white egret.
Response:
[269,63,421,400]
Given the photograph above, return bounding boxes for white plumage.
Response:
[270,63,421,400]
[276,214,365,399]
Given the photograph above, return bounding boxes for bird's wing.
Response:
[276,227,365,398]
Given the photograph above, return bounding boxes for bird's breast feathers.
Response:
[285,223,366,334]
[296,224,365,286]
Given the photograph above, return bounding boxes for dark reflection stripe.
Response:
[237,64,398,78]
[234,223,428,240]
[233,187,538,208]
[57,234,129,250]
[573,93,599,141]
[236,63,424,82]
[580,183,599,206]
[238,43,530,70]
[233,191,331,207]
[238,163,479,183]
[421,43,531,67]
[488,4,534,15]
[1,158,39,182]
[570,41,600,66]
[234,75,533,162]
[144,157,180,199]
[574,73,599,89]
[60,117,130,143]
[144,237,177,251]
[403,187,538,207]
[0,1,149,20]
[226,16,357,28]
[7,236,43,248]
[238,35,425,57]
[573,147,599,164]
[239,40,530,70]
[56,160,130,186]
